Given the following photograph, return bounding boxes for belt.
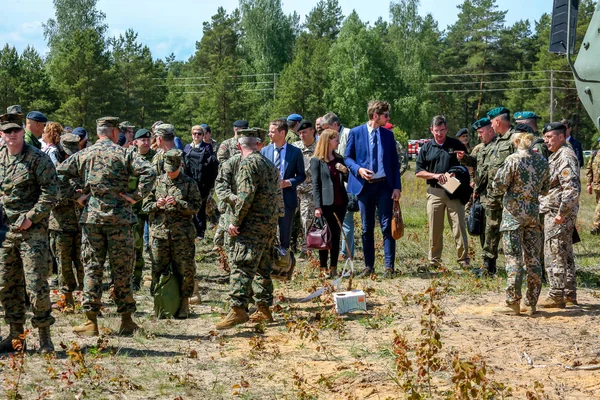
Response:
[367,177,386,184]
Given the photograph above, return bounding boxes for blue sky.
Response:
[2,0,551,61]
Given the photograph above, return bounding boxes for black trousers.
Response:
[193,199,207,238]
[319,204,346,270]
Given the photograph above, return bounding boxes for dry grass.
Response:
[1,164,599,399]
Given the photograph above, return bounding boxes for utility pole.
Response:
[273,73,277,100]
[550,69,555,121]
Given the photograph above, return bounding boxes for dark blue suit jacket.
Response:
[568,136,584,167]
[261,143,305,208]
[344,123,401,195]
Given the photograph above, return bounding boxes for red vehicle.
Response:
[407,139,430,160]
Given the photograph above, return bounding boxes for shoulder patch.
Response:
[561,168,571,179]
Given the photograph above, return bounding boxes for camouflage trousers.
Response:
[49,229,83,294]
[543,212,578,301]
[502,226,543,306]
[213,208,230,248]
[298,192,315,240]
[483,205,502,260]
[133,214,148,283]
[0,225,55,328]
[81,224,136,314]
[228,238,275,309]
[150,233,196,298]
[593,190,600,229]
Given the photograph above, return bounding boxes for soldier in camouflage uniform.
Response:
[514,111,550,159]
[216,120,247,163]
[292,120,317,255]
[490,132,549,316]
[143,149,202,319]
[57,117,156,336]
[286,114,302,144]
[586,145,600,234]
[216,129,280,330]
[152,124,178,175]
[539,122,581,308]
[130,129,156,290]
[49,133,84,312]
[24,111,47,150]
[0,120,58,354]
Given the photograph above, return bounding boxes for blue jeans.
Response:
[143,220,149,246]
[341,211,355,258]
[357,181,395,270]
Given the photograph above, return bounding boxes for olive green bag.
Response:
[153,269,180,319]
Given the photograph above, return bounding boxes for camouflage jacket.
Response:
[56,138,156,225]
[215,153,243,213]
[461,137,498,203]
[24,129,42,150]
[491,149,549,231]
[286,130,300,144]
[217,137,240,163]
[292,140,317,196]
[143,172,202,239]
[231,151,281,244]
[539,144,580,217]
[586,150,600,190]
[49,161,82,232]
[531,135,551,159]
[129,147,156,214]
[0,144,58,230]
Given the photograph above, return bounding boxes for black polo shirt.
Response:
[415,137,467,186]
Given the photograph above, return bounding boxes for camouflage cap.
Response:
[164,149,183,172]
[0,122,23,131]
[236,128,260,139]
[255,128,267,143]
[486,107,510,120]
[155,123,175,139]
[97,116,120,128]
[472,118,491,130]
[514,111,540,121]
[119,120,135,130]
[7,105,23,115]
[0,112,23,125]
[60,133,81,156]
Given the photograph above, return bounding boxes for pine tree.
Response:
[0,45,21,111]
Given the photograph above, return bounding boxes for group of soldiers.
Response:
[458,107,581,315]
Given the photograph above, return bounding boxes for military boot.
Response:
[64,292,75,313]
[0,323,25,354]
[176,297,189,319]
[520,304,537,316]
[483,257,497,276]
[38,326,54,354]
[248,304,274,323]
[492,302,520,316]
[118,312,139,336]
[189,280,201,305]
[73,312,99,336]
[538,296,566,309]
[215,307,249,330]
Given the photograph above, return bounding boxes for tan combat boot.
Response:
[64,292,75,313]
[491,302,520,316]
[0,323,25,354]
[565,297,578,306]
[38,326,54,354]
[249,304,274,323]
[176,297,189,319]
[189,280,201,305]
[520,303,537,316]
[118,312,139,336]
[538,297,566,309]
[215,307,249,330]
[73,312,99,336]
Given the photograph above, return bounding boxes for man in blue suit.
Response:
[261,119,306,253]
[345,100,401,277]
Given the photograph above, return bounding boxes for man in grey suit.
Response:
[261,119,306,253]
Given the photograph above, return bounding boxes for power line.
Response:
[430,70,573,78]
[428,87,577,93]
[428,78,565,86]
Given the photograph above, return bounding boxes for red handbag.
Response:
[306,217,332,250]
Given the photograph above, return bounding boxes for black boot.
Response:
[0,323,25,354]
[483,257,497,276]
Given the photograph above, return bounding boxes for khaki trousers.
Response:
[426,187,469,264]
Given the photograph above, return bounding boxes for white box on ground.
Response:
[334,290,367,314]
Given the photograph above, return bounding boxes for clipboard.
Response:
[440,173,461,194]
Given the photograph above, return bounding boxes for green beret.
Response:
[97,116,119,128]
[60,133,81,156]
[514,111,540,121]
[472,118,491,130]
[164,149,183,172]
[155,123,175,138]
[486,107,510,120]
[134,128,151,139]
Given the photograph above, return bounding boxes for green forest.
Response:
[1,0,598,147]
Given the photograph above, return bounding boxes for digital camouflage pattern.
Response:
[228,151,280,309]
[214,153,243,249]
[585,150,600,229]
[0,144,58,328]
[540,144,580,301]
[57,137,156,314]
[143,172,202,297]
[492,149,549,306]
[292,140,317,239]
[217,137,241,163]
